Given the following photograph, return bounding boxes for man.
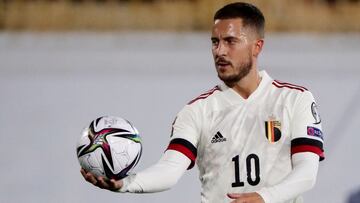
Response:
[81,2,324,203]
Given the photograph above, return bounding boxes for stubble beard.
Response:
[218,59,253,87]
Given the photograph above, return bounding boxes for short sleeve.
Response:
[290,91,325,161]
[166,105,201,169]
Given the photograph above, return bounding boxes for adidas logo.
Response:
[211,131,227,143]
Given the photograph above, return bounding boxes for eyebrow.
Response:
[211,36,239,41]
[223,36,238,41]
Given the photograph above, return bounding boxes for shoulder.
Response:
[269,79,313,100]
[187,85,221,105]
[268,78,317,110]
[261,71,311,101]
[175,85,222,120]
[271,79,308,93]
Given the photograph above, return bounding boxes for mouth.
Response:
[216,59,231,70]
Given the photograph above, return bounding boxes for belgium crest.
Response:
[264,117,281,143]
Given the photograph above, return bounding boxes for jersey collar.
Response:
[218,70,272,104]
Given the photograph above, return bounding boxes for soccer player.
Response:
[81,2,325,203]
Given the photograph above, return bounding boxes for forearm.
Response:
[118,150,190,193]
[257,152,319,203]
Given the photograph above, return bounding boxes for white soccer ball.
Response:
[76,116,142,180]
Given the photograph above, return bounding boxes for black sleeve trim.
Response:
[166,138,197,169]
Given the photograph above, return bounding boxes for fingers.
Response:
[80,169,98,185]
[227,192,264,203]
[97,177,123,191]
[80,168,123,191]
[97,176,111,189]
[227,193,243,199]
[80,168,86,177]
[228,193,243,203]
[109,179,123,190]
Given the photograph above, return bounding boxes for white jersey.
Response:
[166,71,324,203]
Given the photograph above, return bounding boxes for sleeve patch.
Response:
[166,138,197,169]
[307,126,324,140]
[291,137,325,161]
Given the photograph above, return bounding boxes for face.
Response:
[211,18,261,86]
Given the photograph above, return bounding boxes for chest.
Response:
[197,101,292,164]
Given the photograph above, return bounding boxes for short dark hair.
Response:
[214,2,265,38]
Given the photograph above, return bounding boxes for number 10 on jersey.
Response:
[232,154,261,187]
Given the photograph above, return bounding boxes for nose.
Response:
[213,41,227,57]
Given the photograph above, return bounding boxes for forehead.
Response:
[212,18,246,37]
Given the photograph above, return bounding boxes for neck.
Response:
[232,68,261,99]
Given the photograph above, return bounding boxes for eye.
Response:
[211,38,219,46]
[226,38,237,45]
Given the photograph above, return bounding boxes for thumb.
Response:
[227,193,243,199]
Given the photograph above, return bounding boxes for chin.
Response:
[218,74,240,86]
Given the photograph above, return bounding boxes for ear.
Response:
[253,39,264,57]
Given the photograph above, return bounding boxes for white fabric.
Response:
[119,71,324,203]
[257,152,319,203]
[119,150,190,193]
[170,71,323,203]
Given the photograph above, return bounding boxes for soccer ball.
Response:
[76,116,142,180]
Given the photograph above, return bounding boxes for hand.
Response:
[227,192,265,203]
[80,168,123,191]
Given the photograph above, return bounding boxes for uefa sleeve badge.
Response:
[311,102,321,124]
